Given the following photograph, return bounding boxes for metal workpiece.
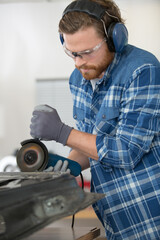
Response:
[0,172,104,240]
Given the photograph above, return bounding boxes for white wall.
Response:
[0,0,159,158]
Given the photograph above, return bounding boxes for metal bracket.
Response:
[34,195,66,219]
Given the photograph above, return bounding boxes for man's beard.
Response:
[75,56,109,80]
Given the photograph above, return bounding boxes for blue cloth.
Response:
[69,45,160,239]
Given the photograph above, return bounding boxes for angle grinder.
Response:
[16,139,81,177]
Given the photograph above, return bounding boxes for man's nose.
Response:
[74,56,87,67]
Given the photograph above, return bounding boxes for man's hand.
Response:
[44,160,71,174]
[30,105,73,145]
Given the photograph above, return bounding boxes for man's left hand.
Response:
[30,104,73,145]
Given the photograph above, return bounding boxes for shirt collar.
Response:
[103,52,121,81]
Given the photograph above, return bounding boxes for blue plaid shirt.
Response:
[69,45,160,240]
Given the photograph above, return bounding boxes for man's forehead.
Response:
[63,28,102,52]
[63,26,101,43]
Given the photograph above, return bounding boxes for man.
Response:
[30,0,160,239]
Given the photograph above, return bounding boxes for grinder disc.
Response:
[17,142,48,172]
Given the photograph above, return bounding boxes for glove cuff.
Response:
[58,123,73,145]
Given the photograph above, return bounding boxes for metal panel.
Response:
[0,172,104,240]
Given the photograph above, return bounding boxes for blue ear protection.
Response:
[60,34,64,45]
[107,22,128,53]
[60,0,128,53]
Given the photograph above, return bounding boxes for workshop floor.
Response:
[49,207,106,239]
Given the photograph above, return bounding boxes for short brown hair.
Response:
[58,0,124,39]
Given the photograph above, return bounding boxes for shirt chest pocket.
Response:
[96,106,120,134]
[73,107,85,121]
[73,106,86,132]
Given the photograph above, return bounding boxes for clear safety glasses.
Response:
[63,38,106,60]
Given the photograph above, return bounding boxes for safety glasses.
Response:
[63,38,106,60]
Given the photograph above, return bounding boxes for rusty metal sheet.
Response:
[0,172,104,240]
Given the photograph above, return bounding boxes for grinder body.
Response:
[16,139,81,177]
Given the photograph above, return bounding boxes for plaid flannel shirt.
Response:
[69,45,160,240]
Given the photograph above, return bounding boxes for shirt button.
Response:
[74,115,77,119]
[102,114,106,119]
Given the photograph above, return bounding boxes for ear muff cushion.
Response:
[108,22,128,53]
[107,22,116,52]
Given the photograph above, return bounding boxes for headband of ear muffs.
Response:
[60,0,128,53]
[62,0,106,19]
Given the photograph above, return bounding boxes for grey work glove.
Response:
[30,105,73,145]
[44,160,71,174]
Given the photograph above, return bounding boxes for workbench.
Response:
[24,227,101,240]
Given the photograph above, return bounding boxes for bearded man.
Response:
[30,0,160,239]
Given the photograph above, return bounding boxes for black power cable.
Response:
[71,172,84,228]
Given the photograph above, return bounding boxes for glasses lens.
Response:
[63,45,74,58]
[63,38,106,60]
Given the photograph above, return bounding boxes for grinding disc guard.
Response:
[17,141,48,172]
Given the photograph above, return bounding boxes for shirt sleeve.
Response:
[96,64,160,170]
